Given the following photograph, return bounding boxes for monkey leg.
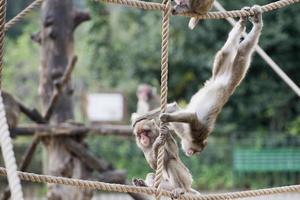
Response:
[171,188,185,199]
[166,159,193,191]
[239,5,263,53]
[229,6,263,89]
[212,16,246,78]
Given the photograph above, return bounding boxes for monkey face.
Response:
[137,84,153,102]
[133,119,159,148]
[182,139,207,157]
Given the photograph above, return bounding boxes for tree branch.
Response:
[73,10,91,30]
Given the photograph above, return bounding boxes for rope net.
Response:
[0,0,300,200]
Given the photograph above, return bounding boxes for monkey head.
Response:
[181,138,207,157]
[137,84,156,102]
[172,0,190,15]
[133,119,159,148]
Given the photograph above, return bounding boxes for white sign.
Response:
[87,93,124,122]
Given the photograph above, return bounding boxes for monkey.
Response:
[132,113,199,196]
[160,5,264,157]
[172,0,214,29]
[1,91,21,129]
[136,84,160,115]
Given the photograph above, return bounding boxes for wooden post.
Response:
[39,0,90,199]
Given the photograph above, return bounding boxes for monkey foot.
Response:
[171,188,185,199]
[241,6,250,25]
[251,5,263,24]
[132,178,147,187]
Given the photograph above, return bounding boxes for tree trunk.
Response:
[39,0,91,199]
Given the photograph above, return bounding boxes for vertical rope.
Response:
[154,1,170,199]
[0,0,5,87]
[0,0,24,200]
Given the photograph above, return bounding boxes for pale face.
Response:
[134,119,158,148]
[182,139,203,157]
[139,132,150,147]
[137,85,153,102]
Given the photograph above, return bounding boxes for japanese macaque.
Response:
[160,6,263,156]
[136,84,160,115]
[172,0,214,29]
[132,107,198,196]
[1,91,20,129]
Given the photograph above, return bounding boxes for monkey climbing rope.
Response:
[0,0,300,200]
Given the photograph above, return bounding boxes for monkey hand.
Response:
[132,178,147,187]
[251,5,263,24]
[240,7,250,25]
[159,113,170,123]
[171,188,185,199]
[152,127,169,157]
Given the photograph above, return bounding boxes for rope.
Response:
[95,0,165,10]
[0,167,300,200]
[153,1,170,200]
[0,94,24,200]
[0,0,5,87]
[0,0,24,199]
[97,0,299,18]
[176,0,299,18]
[4,0,43,32]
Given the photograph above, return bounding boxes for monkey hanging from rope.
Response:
[160,5,264,156]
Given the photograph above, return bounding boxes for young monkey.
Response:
[132,110,198,196]
[172,0,214,29]
[161,6,264,157]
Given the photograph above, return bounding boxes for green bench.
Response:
[233,148,300,172]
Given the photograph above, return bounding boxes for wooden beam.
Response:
[11,124,133,137]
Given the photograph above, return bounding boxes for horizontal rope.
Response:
[0,167,300,200]
[95,0,165,10]
[176,0,299,18]
[96,0,299,19]
[4,0,299,31]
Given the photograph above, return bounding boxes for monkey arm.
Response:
[151,133,167,159]
[165,132,180,159]
[160,111,197,124]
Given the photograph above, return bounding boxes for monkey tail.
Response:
[188,17,199,30]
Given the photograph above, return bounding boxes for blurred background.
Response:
[0,0,300,199]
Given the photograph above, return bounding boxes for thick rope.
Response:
[0,0,24,199]
[153,1,170,200]
[95,0,165,10]
[177,0,299,18]
[97,0,299,18]
[4,0,43,32]
[0,167,300,200]
[0,97,24,200]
